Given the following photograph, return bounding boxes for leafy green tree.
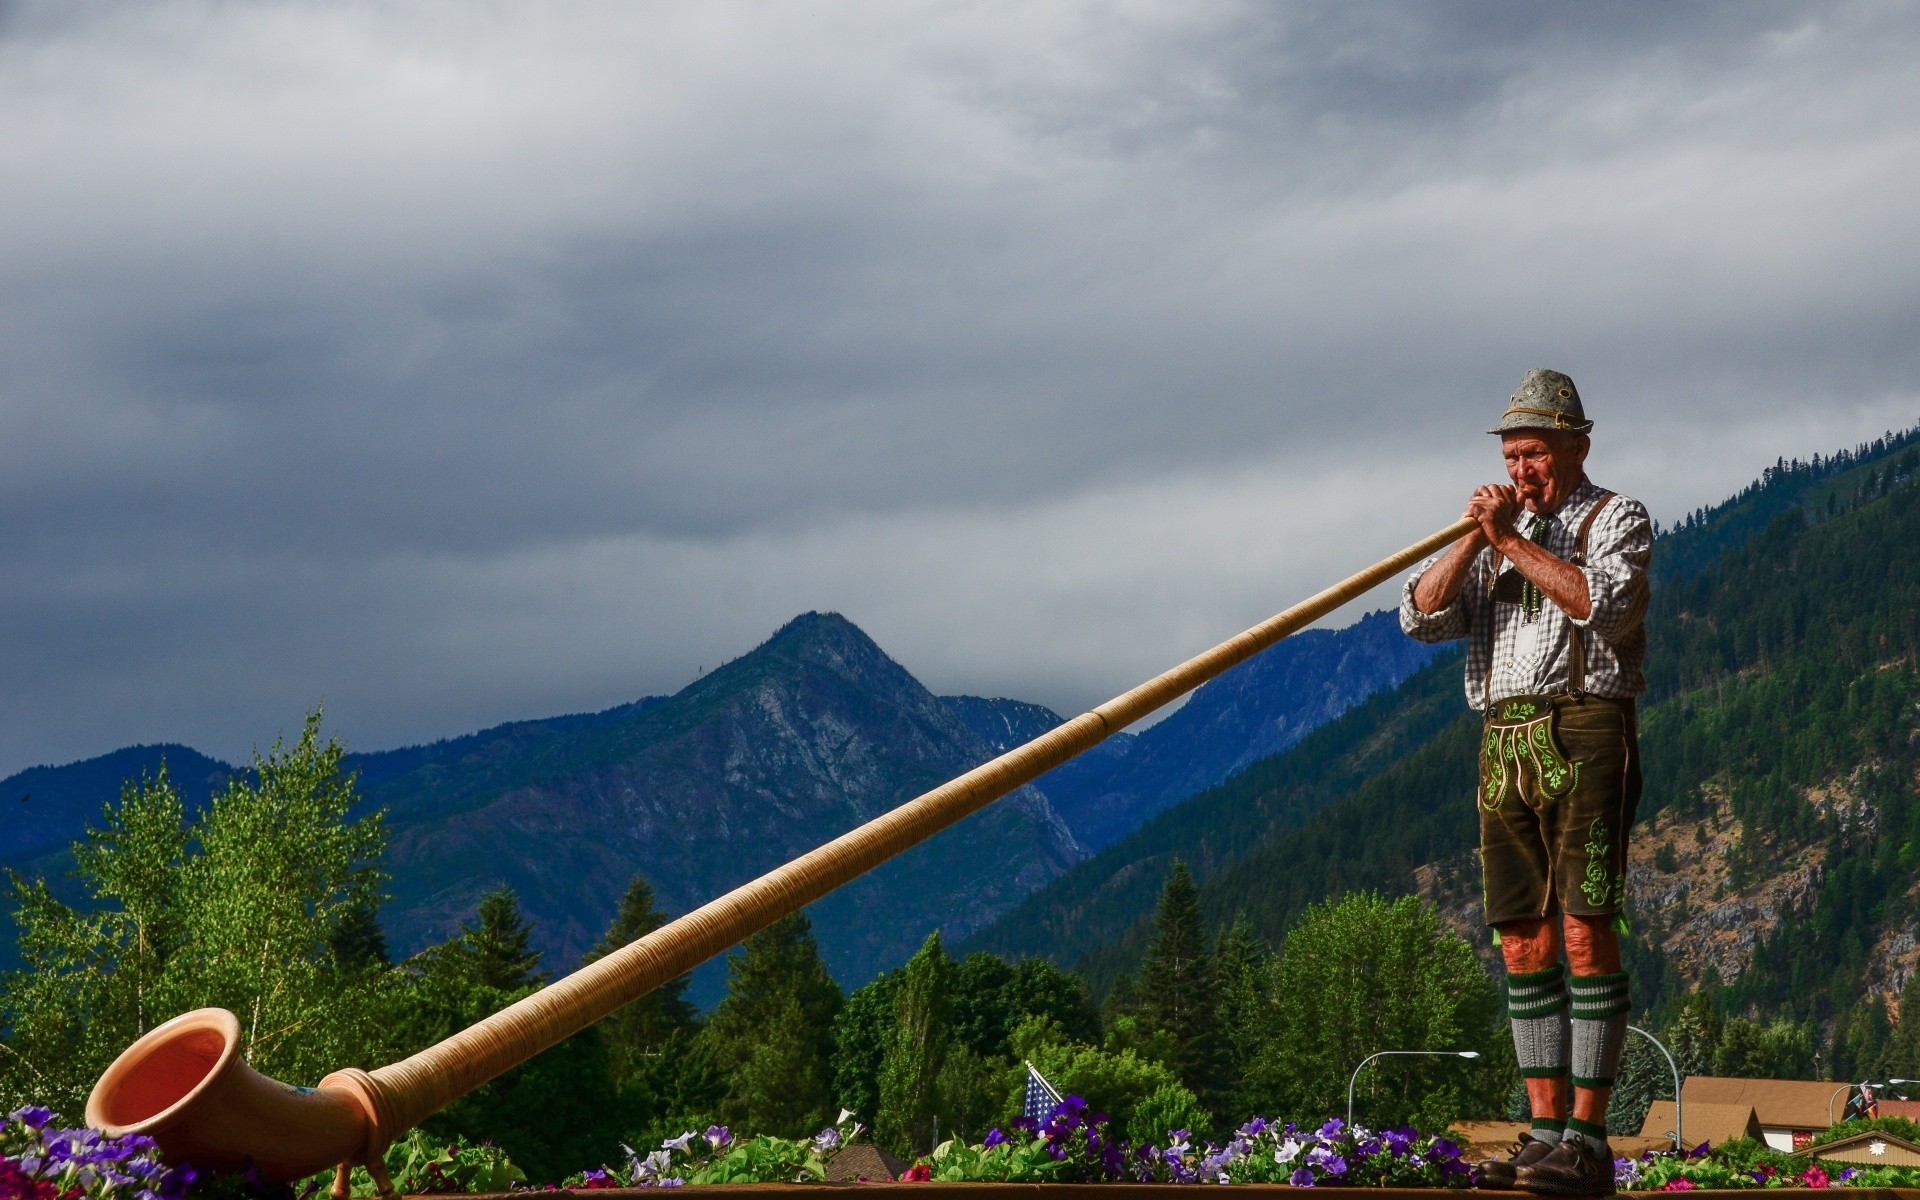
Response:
[877,931,952,1155]
[1006,1016,1207,1144]
[1136,860,1223,1108]
[1247,892,1498,1131]
[702,913,842,1136]
[1714,1015,1817,1080]
[833,968,902,1129]
[0,717,392,1116]
[582,872,698,1090]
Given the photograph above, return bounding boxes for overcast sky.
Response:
[0,1,1915,774]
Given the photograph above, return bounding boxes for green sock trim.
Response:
[1568,970,1630,987]
[1531,1117,1567,1133]
[1565,1117,1608,1140]
[1508,964,1568,986]
[1571,1075,1616,1089]
[1520,1066,1572,1079]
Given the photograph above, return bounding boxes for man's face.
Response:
[1502,430,1589,513]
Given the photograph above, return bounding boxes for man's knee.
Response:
[1562,914,1622,974]
[1498,917,1560,972]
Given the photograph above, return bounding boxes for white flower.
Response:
[838,1108,857,1126]
[1275,1139,1303,1164]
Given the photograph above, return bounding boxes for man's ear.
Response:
[1570,434,1591,466]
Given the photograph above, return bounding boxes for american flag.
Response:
[1022,1060,1063,1122]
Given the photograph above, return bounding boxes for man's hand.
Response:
[1411,487,1504,614]
[1467,484,1520,546]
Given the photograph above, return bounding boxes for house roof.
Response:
[1640,1099,1763,1150]
[1682,1075,1847,1130]
[824,1143,911,1182]
[1795,1130,1920,1167]
[1876,1099,1920,1121]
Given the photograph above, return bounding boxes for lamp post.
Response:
[1829,1080,1916,1126]
[1628,1026,1682,1150]
[1348,1050,1481,1129]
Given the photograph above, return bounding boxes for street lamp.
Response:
[1348,1050,1481,1129]
[1829,1080,1917,1126]
[1629,1026,1682,1150]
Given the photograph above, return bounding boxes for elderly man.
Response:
[1400,369,1652,1196]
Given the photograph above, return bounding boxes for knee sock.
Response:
[1569,970,1631,1091]
[1507,964,1570,1124]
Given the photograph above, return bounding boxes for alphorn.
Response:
[85,517,1478,1192]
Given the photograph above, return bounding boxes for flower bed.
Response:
[9,1100,1920,1198]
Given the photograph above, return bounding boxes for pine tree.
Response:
[703,913,842,1136]
[1212,918,1272,1115]
[877,931,951,1155]
[1137,860,1223,1109]
[1665,992,1722,1078]
[462,886,547,990]
[582,873,698,1088]
[1886,974,1920,1078]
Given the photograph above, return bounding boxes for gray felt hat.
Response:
[1489,368,1593,435]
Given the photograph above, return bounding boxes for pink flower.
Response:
[899,1164,931,1182]
[1798,1166,1831,1189]
[1662,1178,1697,1191]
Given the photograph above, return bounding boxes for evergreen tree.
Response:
[877,931,951,1155]
[1212,918,1273,1115]
[328,898,391,972]
[1885,974,1920,1078]
[461,886,547,990]
[1665,992,1723,1078]
[1136,860,1223,1109]
[702,913,842,1136]
[582,872,698,1090]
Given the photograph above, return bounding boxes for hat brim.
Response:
[1488,414,1594,435]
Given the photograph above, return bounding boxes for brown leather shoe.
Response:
[1478,1134,1557,1188]
[1515,1136,1616,1196]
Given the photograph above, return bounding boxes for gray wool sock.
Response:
[1569,971,1631,1089]
[1507,964,1570,1081]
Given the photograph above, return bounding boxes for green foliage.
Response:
[0,715,390,1117]
[876,930,951,1154]
[313,1127,526,1197]
[701,912,843,1137]
[1245,893,1501,1132]
[1007,1014,1205,1144]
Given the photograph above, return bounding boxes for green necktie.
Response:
[1521,513,1552,620]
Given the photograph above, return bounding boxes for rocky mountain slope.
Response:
[370,612,1084,992]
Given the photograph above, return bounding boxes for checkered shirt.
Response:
[1399,479,1652,710]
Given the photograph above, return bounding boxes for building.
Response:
[1795,1130,1920,1168]
[1673,1076,1851,1152]
[1638,1099,1763,1152]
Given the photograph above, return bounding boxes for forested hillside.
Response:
[972,427,1920,1053]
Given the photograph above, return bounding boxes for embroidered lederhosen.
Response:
[1477,494,1643,924]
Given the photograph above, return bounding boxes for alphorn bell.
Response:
[86,518,1479,1192]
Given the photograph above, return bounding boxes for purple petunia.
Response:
[982,1128,1006,1149]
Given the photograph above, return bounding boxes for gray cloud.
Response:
[0,0,1916,771]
